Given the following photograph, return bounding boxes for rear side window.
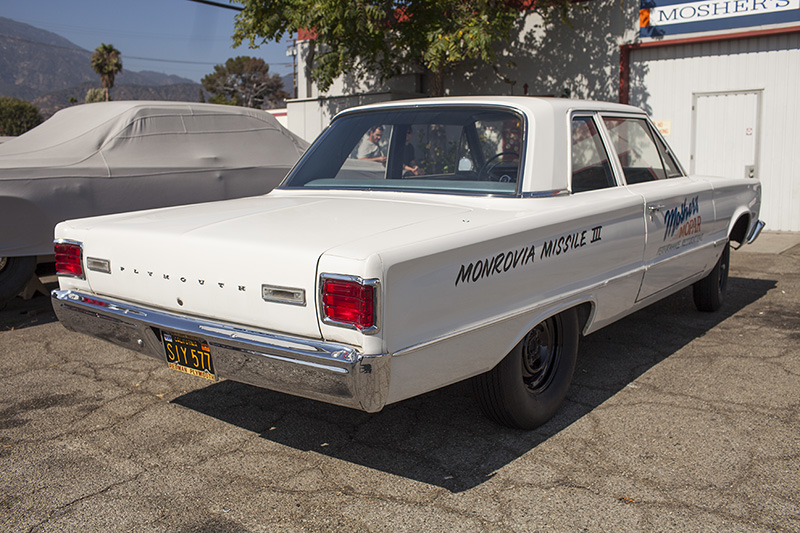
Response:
[602,117,668,184]
[571,116,615,193]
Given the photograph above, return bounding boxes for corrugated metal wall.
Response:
[629,33,800,232]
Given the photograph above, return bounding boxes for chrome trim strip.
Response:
[51,289,391,412]
[521,189,570,198]
[319,273,381,335]
[209,342,349,374]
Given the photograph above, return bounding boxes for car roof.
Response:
[329,96,650,195]
[334,96,646,120]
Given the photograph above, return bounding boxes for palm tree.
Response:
[90,43,123,102]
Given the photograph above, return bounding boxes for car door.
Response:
[564,114,647,331]
[601,115,716,302]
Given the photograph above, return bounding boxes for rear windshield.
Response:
[282,107,524,196]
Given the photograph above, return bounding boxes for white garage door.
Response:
[629,33,800,232]
[692,90,760,181]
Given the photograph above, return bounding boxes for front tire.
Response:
[473,308,579,429]
[693,241,730,312]
[0,256,37,306]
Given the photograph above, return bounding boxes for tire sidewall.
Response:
[694,241,730,312]
[496,309,580,429]
[0,256,38,304]
[717,241,730,300]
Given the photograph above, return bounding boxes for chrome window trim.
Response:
[281,103,530,198]
[568,112,621,193]
[521,189,570,198]
[319,273,381,335]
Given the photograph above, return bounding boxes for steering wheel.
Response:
[478,152,520,181]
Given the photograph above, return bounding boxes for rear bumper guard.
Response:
[746,219,766,245]
[51,289,390,412]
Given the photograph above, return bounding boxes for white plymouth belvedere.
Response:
[51,97,763,429]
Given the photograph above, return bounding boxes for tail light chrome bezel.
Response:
[319,273,381,335]
[54,239,85,280]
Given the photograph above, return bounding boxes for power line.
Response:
[1,33,291,68]
[0,33,219,65]
[185,0,244,11]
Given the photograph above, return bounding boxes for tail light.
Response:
[54,241,84,279]
[320,275,379,333]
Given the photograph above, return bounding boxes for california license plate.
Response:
[163,332,215,381]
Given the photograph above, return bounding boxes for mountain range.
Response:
[0,17,291,118]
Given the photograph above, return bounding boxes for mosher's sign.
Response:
[639,0,800,37]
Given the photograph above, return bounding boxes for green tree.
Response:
[231,0,572,97]
[85,88,106,104]
[201,56,289,109]
[0,97,43,136]
[90,43,123,101]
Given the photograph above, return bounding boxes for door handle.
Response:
[647,204,665,212]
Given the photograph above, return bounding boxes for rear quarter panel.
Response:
[339,189,646,404]
[694,175,761,241]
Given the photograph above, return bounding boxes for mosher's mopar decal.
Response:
[663,195,700,241]
[657,195,705,257]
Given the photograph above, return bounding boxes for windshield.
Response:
[282,107,524,195]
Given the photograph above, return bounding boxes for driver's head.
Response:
[368,125,384,143]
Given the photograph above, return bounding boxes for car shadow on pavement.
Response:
[172,276,776,493]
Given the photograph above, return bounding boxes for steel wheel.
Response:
[473,308,579,429]
[521,319,560,394]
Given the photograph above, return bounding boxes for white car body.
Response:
[52,97,763,428]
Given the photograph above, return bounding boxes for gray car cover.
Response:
[0,101,308,257]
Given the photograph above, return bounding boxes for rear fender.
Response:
[728,212,751,248]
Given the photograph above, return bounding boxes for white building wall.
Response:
[285,1,799,231]
[441,3,639,101]
[287,38,425,142]
[629,32,800,232]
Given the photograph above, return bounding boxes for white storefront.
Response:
[286,2,800,231]
[626,5,800,232]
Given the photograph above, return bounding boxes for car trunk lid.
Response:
[72,194,471,339]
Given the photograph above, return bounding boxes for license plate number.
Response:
[163,332,215,381]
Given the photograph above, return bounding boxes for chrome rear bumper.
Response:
[51,289,390,412]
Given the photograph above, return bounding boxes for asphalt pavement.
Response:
[1,235,798,532]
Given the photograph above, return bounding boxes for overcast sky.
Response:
[2,0,292,82]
